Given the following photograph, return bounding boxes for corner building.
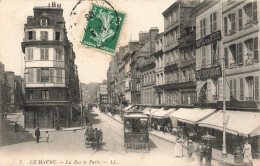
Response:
[21,3,80,128]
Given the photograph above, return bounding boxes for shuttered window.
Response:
[237,43,243,64]
[28,69,34,83]
[240,78,244,100]
[230,80,233,98]
[224,17,228,35]
[49,69,54,83]
[255,76,259,100]
[238,9,243,29]
[40,48,49,60]
[254,37,258,60]
[253,1,258,22]
[210,12,217,33]
[36,69,41,82]
[224,47,229,67]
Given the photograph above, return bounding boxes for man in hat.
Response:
[187,140,194,162]
[35,127,41,143]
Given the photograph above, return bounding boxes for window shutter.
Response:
[49,68,54,83]
[37,69,41,82]
[224,17,227,34]
[213,12,217,31]
[234,79,237,99]
[200,20,202,37]
[253,1,258,22]
[46,31,48,40]
[210,14,213,33]
[32,31,36,40]
[254,37,258,60]
[240,78,244,100]
[45,49,49,60]
[255,76,259,100]
[230,80,233,98]
[40,31,43,40]
[40,49,44,60]
[238,9,243,29]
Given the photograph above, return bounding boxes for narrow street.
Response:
[0,108,228,166]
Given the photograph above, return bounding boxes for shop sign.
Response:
[196,30,221,48]
[196,65,222,81]
[25,102,69,106]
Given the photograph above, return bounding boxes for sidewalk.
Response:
[104,111,258,166]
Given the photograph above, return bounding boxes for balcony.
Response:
[164,63,178,73]
[21,40,66,53]
[178,81,196,89]
[244,20,253,29]
[179,57,196,68]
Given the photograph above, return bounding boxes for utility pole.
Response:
[222,57,227,157]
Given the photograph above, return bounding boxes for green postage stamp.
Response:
[81,4,125,55]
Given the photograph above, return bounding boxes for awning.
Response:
[142,107,152,114]
[151,108,176,118]
[170,108,216,124]
[198,110,260,136]
[124,105,133,111]
[143,108,161,115]
[250,126,260,137]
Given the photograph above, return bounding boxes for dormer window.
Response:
[40,18,48,26]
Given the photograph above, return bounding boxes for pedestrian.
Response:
[187,140,194,162]
[45,131,49,143]
[242,140,253,166]
[195,140,206,166]
[93,128,99,150]
[1,113,4,119]
[14,122,19,132]
[205,141,212,166]
[234,146,244,166]
[35,127,41,143]
[175,137,183,157]
[4,112,7,118]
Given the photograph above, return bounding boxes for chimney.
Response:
[54,2,56,7]
[52,2,54,7]
[138,31,148,44]
[48,3,50,7]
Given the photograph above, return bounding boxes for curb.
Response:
[104,112,235,165]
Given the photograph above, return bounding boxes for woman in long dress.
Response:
[175,137,183,157]
[242,140,253,166]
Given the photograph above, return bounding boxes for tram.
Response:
[123,111,149,152]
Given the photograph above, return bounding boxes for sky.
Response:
[0,0,174,84]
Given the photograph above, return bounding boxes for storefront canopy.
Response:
[198,110,260,136]
[151,108,176,119]
[124,105,133,111]
[142,107,152,114]
[143,108,161,115]
[170,108,216,124]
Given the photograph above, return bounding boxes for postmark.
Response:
[81,4,125,55]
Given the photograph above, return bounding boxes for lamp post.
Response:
[222,57,227,157]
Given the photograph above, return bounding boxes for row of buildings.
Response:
[21,2,80,128]
[0,62,24,114]
[107,0,260,111]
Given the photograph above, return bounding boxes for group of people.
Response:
[1,112,7,119]
[174,137,212,166]
[84,123,103,150]
[233,140,254,166]
[34,128,49,143]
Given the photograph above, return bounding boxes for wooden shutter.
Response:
[240,78,244,100]
[224,48,229,67]
[40,49,44,60]
[254,37,258,60]
[210,13,213,33]
[230,80,233,98]
[234,79,237,99]
[32,31,36,40]
[36,69,41,82]
[255,76,259,100]
[253,1,257,22]
[238,9,243,29]
[224,17,227,34]
[49,68,54,83]
[45,49,49,60]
